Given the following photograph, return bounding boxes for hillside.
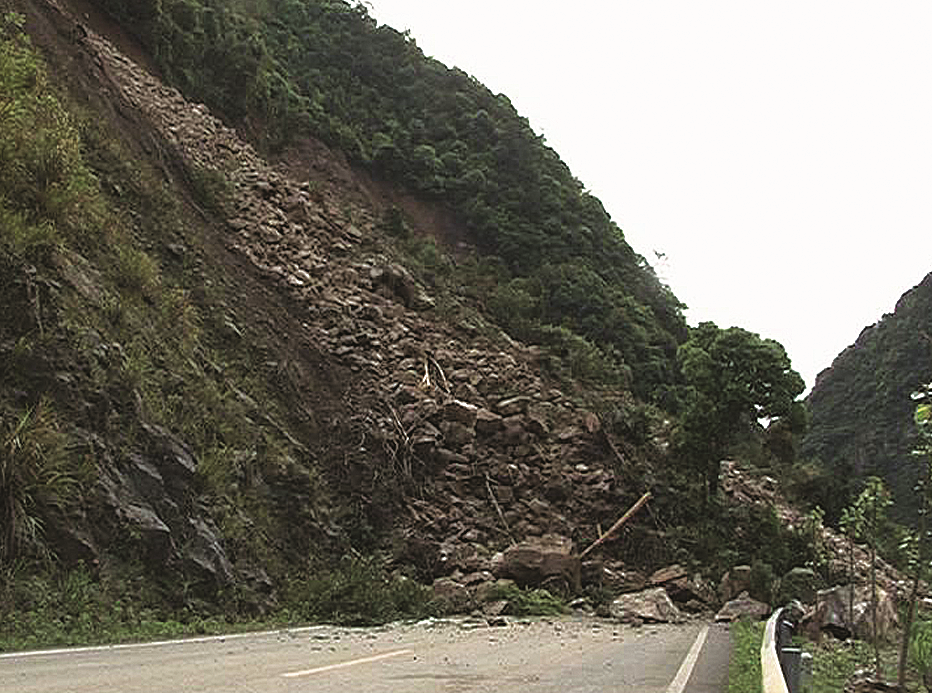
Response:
[1,0,819,643]
[1,0,675,617]
[83,0,689,403]
[802,272,932,522]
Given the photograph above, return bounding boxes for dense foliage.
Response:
[86,0,687,401]
[802,273,932,523]
[677,322,805,499]
[0,13,100,562]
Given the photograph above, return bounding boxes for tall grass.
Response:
[728,619,763,693]
[0,401,87,561]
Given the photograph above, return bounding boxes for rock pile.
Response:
[54,0,654,593]
[721,461,908,599]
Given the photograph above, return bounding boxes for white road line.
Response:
[281,649,414,678]
[665,625,710,693]
[0,626,327,660]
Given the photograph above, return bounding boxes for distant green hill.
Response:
[88,0,687,401]
[802,272,932,522]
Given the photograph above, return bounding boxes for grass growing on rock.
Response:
[806,638,900,693]
[485,583,569,617]
[0,563,258,652]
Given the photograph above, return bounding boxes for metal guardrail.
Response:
[762,609,790,693]
[762,607,812,693]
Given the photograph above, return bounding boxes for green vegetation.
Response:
[909,619,932,691]
[661,498,822,598]
[727,619,763,693]
[727,618,921,693]
[0,401,93,562]
[0,563,251,651]
[86,0,687,403]
[677,322,805,501]
[803,273,932,524]
[485,584,569,617]
[898,383,932,689]
[0,557,434,651]
[807,638,899,693]
[0,13,100,562]
[282,557,433,627]
[0,9,327,620]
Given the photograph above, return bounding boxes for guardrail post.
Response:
[781,647,802,693]
[800,652,812,692]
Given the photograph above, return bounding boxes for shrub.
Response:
[910,619,932,690]
[286,557,432,626]
[484,583,568,617]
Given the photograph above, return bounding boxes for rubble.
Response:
[52,6,654,596]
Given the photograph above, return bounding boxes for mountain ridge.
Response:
[803,271,932,522]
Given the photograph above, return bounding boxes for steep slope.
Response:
[82,0,688,403]
[802,272,932,522]
[3,0,835,645]
[4,0,683,619]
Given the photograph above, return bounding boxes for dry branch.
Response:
[580,491,652,559]
[485,473,516,546]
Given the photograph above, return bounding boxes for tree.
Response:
[678,322,805,500]
[839,504,864,632]
[852,476,892,676]
[899,382,932,691]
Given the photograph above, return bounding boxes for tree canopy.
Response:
[678,322,805,499]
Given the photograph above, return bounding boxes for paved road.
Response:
[0,617,731,692]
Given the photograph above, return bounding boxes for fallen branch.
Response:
[485,473,516,546]
[602,425,629,470]
[429,356,450,393]
[580,491,652,559]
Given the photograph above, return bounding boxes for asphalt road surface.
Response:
[0,617,732,692]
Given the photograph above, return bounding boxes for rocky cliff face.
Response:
[9,0,666,607]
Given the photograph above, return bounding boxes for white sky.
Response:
[367,1,932,390]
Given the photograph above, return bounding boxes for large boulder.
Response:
[719,565,753,603]
[369,262,433,309]
[492,534,581,592]
[650,564,688,586]
[651,564,715,609]
[715,591,772,622]
[802,585,899,642]
[610,587,683,624]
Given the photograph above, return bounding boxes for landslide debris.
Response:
[11,0,663,608]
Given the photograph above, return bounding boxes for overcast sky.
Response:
[367,1,932,391]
